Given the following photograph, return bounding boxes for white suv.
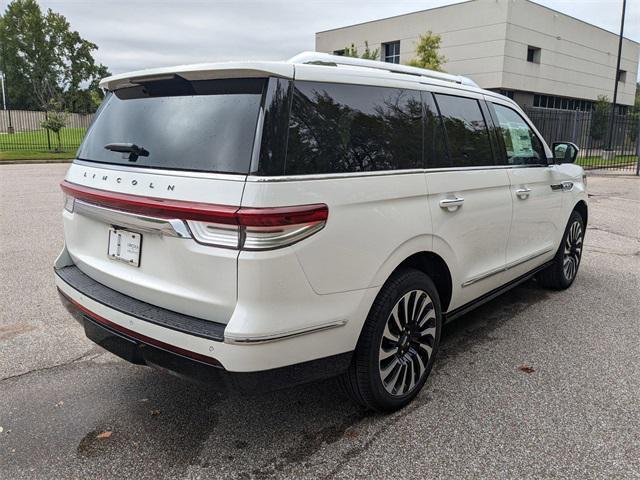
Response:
[55,53,587,411]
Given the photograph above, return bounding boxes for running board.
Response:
[444,260,554,323]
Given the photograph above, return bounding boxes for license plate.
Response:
[108,228,142,267]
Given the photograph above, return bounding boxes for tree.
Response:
[0,0,109,112]
[407,32,446,72]
[342,41,380,60]
[41,108,68,152]
[635,82,639,108]
[590,95,610,146]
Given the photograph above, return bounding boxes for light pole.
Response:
[0,71,7,110]
[605,0,626,156]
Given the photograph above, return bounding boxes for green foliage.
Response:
[590,95,610,145]
[342,41,380,60]
[635,82,639,108]
[40,102,69,152]
[407,32,446,72]
[0,0,109,112]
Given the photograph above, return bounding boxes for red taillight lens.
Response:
[60,180,238,224]
[61,180,328,250]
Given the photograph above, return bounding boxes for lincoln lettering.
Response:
[82,171,175,192]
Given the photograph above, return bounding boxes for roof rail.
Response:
[288,51,478,88]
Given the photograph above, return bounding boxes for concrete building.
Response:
[316,0,639,110]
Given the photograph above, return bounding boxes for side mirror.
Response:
[552,142,579,164]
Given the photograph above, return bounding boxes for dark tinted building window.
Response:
[285,81,423,175]
[78,78,265,174]
[383,41,401,63]
[433,94,494,167]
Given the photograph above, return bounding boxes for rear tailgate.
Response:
[56,74,285,324]
[62,162,244,323]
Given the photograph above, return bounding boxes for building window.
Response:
[383,41,400,64]
[497,89,515,99]
[527,46,541,64]
[333,49,346,56]
[617,70,627,83]
[532,94,594,111]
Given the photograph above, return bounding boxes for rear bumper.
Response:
[55,265,354,391]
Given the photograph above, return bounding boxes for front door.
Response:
[488,101,565,280]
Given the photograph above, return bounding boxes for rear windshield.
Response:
[78,77,265,174]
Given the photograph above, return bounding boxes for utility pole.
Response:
[605,0,626,156]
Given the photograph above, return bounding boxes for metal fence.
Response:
[523,106,639,174]
[0,109,94,152]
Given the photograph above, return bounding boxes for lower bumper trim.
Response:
[58,289,353,393]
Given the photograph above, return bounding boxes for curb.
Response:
[0,158,74,165]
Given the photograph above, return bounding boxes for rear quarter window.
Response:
[284,81,423,175]
[78,77,265,174]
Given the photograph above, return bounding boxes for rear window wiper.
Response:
[104,143,149,162]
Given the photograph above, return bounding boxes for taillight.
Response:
[61,180,328,250]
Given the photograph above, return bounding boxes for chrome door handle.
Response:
[515,187,532,199]
[439,197,464,211]
[551,181,574,192]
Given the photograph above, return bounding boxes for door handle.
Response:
[551,181,574,192]
[515,187,532,199]
[439,197,464,211]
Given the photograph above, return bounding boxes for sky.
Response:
[28,0,640,77]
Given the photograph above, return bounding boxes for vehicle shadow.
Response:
[2,280,551,479]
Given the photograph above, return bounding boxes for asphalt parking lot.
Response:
[1,163,639,479]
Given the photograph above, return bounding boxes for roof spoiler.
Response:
[289,51,478,87]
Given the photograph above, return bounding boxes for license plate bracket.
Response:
[108,228,142,267]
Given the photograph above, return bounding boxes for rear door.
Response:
[487,100,565,279]
[425,92,512,310]
[61,76,271,324]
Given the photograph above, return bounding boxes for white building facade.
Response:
[315,0,639,110]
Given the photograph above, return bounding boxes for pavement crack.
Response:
[587,226,639,242]
[0,348,102,382]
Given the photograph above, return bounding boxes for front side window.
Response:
[383,41,400,64]
[285,81,423,175]
[433,94,494,167]
[492,104,546,165]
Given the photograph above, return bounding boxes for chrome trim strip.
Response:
[74,200,192,238]
[224,320,347,345]
[461,247,554,287]
[73,160,248,182]
[246,164,550,182]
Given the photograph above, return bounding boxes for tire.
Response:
[537,210,584,290]
[341,268,442,412]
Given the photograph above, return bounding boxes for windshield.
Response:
[77,77,265,174]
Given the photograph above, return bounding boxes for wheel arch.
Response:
[393,252,453,313]
[573,200,588,227]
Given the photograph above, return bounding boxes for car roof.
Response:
[99,51,513,105]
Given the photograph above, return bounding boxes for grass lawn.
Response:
[577,155,638,169]
[0,149,76,161]
[0,127,85,161]
[0,127,86,149]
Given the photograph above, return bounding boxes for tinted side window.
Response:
[433,94,494,167]
[285,82,423,175]
[492,104,546,165]
[423,92,449,168]
[253,78,292,176]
